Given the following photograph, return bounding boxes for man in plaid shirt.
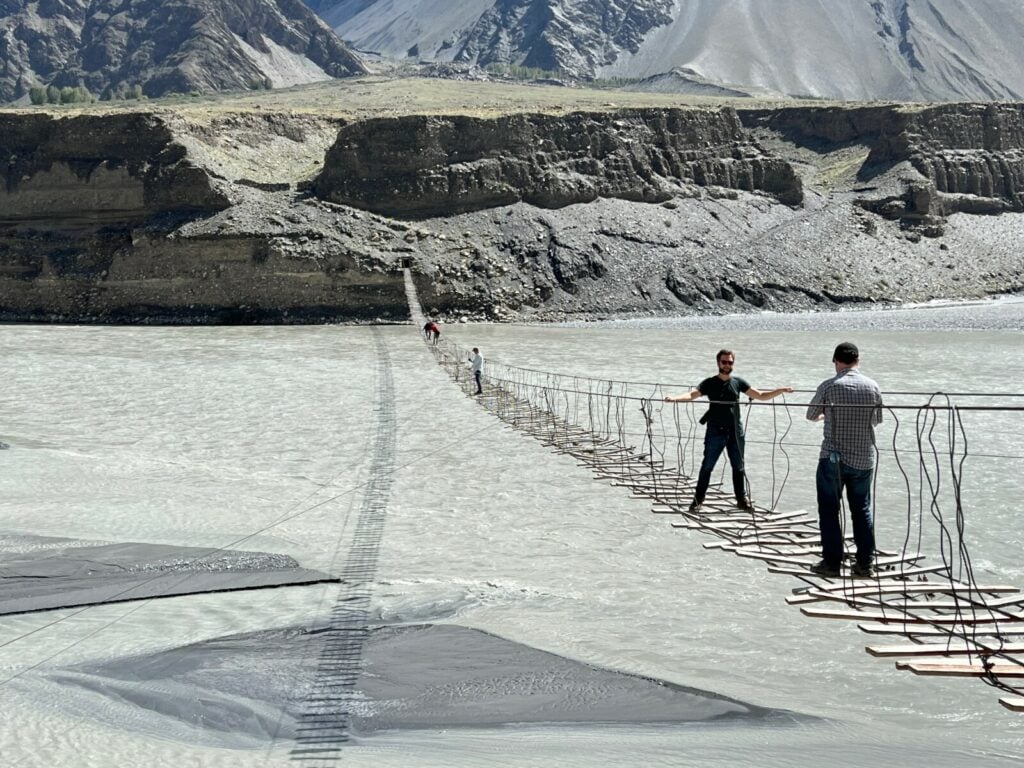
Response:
[806,342,883,578]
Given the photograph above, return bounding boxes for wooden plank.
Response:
[900,662,1024,678]
[767,555,926,579]
[616,480,696,489]
[866,641,1024,657]
[804,606,1024,623]
[858,622,1024,636]
[711,539,821,551]
[736,550,822,565]
[897,655,1024,668]
[740,548,916,567]
[691,519,815,532]
[781,562,951,584]
[798,582,1018,599]
[791,590,1024,610]
[1000,697,1024,712]
[716,536,819,548]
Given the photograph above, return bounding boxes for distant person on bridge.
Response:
[423,321,440,344]
[468,347,484,395]
[807,342,883,579]
[664,349,793,514]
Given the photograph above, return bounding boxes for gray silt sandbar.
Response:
[43,624,805,749]
[0,534,333,615]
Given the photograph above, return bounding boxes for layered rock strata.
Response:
[740,103,1024,234]
[312,108,803,217]
[0,112,404,322]
[2,99,1024,324]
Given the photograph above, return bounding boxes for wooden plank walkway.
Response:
[429,340,1024,713]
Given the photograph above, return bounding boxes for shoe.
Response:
[736,497,755,512]
[810,560,841,578]
[688,500,703,514]
[851,563,876,578]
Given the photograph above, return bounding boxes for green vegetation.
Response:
[28,84,95,104]
[590,75,645,88]
[484,63,569,81]
[484,63,641,88]
[99,84,145,101]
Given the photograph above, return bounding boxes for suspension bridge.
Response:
[405,269,1024,714]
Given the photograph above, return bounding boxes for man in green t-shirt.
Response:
[665,349,792,512]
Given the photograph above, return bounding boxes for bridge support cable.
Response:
[426,334,1024,712]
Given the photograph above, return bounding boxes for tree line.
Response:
[27,84,147,104]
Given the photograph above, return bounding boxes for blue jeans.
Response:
[816,455,875,568]
[694,423,747,503]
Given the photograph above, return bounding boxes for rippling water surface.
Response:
[1,299,1023,766]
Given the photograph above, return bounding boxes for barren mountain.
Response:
[318,0,1024,101]
[0,0,366,103]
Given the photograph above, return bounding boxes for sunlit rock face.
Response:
[0,0,365,103]
[317,0,1024,101]
[4,102,1024,324]
[312,108,803,217]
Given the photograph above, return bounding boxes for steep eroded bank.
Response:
[2,99,1024,323]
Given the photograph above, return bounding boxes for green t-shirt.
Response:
[698,375,750,428]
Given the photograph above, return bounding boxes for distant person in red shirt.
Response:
[423,321,440,344]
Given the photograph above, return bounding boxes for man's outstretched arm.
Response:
[746,386,793,401]
[664,388,702,403]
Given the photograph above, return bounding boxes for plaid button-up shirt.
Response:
[807,368,883,470]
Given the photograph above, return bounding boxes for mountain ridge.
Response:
[316,0,1024,102]
[0,0,366,103]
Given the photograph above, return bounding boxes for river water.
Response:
[1,299,1023,767]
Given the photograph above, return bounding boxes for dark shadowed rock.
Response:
[0,0,366,103]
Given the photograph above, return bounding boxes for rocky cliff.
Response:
[739,103,1024,232]
[2,97,1024,324]
[0,0,365,103]
[0,111,403,322]
[312,108,802,217]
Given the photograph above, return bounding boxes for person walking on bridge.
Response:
[665,350,792,513]
[807,342,883,578]
[423,320,440,344]
[468,347,484,395]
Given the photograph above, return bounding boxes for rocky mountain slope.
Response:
[0,0,366,103]
[2,95,1024,323]
[318,0,1024,101]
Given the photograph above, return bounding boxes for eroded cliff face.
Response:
[885,104,1024,211]
[740,103,1024,235]
[1,113,228,220]
[1,99,1024,324]
[312,108,803,217]
[0,112,405,322]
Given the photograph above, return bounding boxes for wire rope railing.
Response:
[429,333,1024,712]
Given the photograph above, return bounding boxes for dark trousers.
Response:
[474,370,482,394]
[816,455,875,568]
[694,423,747,503]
